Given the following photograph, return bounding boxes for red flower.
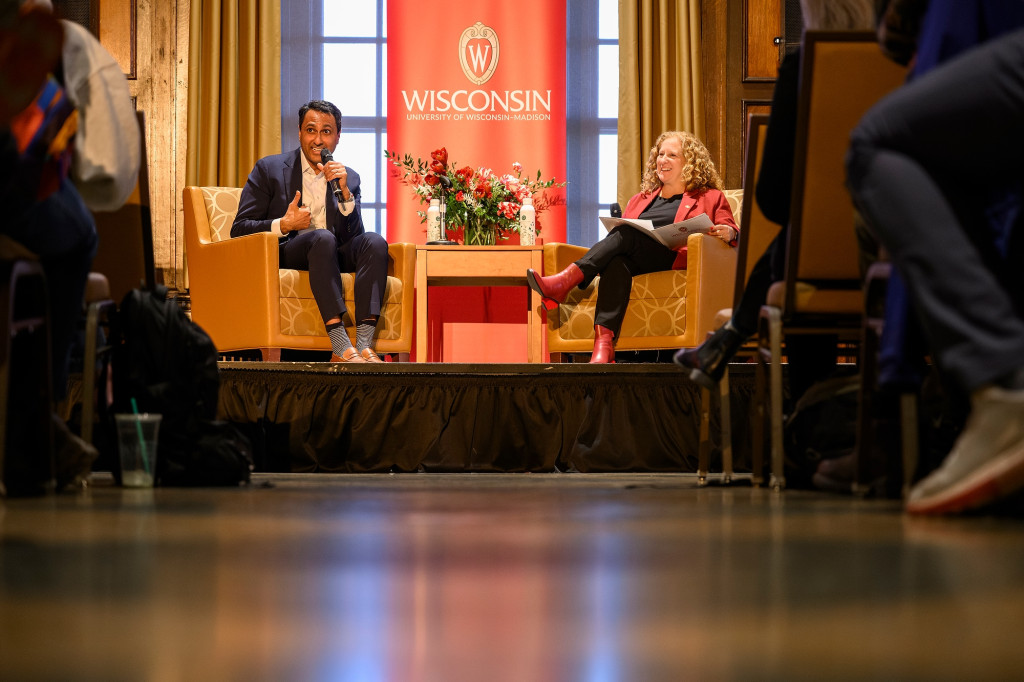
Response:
[455,190,465,202]
[473,179,491,200]
[498,201,518,219]
[425,172,439,186]
[429,160,446,175]
[456,166,474,182]
[431,147,448,167]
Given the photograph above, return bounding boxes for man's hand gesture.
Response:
[280,191,310,234]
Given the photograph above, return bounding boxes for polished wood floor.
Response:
[3,473,1024,681]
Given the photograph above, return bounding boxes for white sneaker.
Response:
[907,385,1024,514]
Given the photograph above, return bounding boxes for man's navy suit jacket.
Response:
[231,147,364,245]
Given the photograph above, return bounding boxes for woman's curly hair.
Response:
[640,131,722,194]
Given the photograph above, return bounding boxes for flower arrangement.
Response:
[385,147,567,245]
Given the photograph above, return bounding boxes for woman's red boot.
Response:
[526,263,584,310]
[590,325,616,364]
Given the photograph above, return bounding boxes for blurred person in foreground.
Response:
[846,0,1024,514]
[0,1,106,492]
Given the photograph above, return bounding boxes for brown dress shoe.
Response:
[331,347,364,363]
[360,348,385,363]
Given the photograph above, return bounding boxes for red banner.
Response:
[388,1,567,361]
[387,2,567,243]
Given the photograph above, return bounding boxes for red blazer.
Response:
[623,187,738,269]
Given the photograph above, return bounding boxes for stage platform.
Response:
[217,361,761,475]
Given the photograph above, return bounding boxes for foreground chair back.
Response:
[0,257,52,497]
[731,115,778,308]
[541,190,743,360]
[698,113,776,484]
[89,111,155,305]
[183,187,415,361]
[754,31,907,488]
[81,110,154,448]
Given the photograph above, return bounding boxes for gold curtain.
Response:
[617,0,704,203]
[186,0,281,187]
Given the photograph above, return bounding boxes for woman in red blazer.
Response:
[527,130,737,363]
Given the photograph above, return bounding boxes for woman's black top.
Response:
[638,193,682,227]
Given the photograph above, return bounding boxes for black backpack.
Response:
[110,285,252,486]
[783,374,860,488]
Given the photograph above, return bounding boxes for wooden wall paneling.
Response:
[700,0,728,184]
[173,2,190,292]
[97,0,185,291]
[741,101,772,120]
[744,0,781,81]
[709,0,778,188]
[98,0,135,79]
[724,0,742,187]
[740,100,771,179]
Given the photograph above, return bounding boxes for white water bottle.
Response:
[426,199,441,242]
[519,197,536,245]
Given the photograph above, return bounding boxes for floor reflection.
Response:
[1,474,1024,680]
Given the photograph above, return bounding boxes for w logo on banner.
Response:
[459,22,499,85]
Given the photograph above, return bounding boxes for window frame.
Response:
[566,0,618,246]
[281,0,389,235]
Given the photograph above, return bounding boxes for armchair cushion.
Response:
[278,269,407,339]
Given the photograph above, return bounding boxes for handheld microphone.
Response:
[610,202,622,218]
[319,148,346,201]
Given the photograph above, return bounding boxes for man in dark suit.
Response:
[232,99,389,363]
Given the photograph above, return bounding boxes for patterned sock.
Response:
[326,322,351,357]
[355,322,377,352]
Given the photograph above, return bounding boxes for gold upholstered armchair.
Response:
[183,186,415,361]
[541,189,743,360]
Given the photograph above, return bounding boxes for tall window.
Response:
[281,0,617,245]
[567,0,619,245]
[281,1,389,235]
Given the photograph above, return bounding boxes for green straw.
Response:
[130,398,152,476]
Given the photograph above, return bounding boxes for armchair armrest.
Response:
[684,232,738,346]
[189,232,281,347]
[386,242,416,281]
[183,185,281,349]
[542,242,587,274]
[385,242,416,345]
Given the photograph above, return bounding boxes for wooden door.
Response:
[702,0,792,189]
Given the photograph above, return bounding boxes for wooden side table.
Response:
[415,245,544,362]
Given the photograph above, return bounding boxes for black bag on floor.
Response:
[783,374,860,488]
[110,285,252,486]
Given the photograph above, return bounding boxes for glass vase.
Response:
[464,217,497,246]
